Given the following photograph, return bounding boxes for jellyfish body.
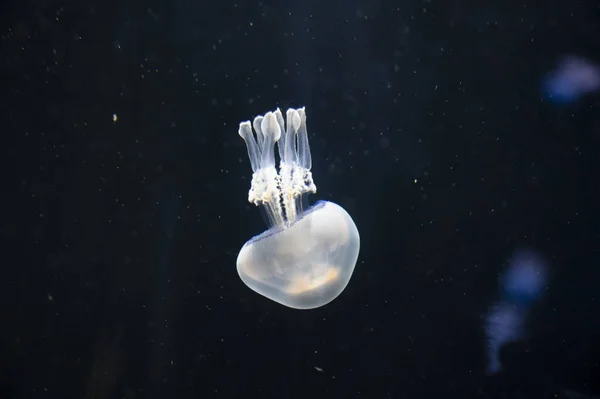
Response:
[500,249,547,305]
[236,108,360,309]
[542,55,600,104]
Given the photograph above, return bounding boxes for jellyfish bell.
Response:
[236,107,360,309]
[237,200,360,309]
[501,249,548,304]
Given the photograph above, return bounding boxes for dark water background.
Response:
[1,0,599,397]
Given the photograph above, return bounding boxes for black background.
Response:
[2,0,600,398]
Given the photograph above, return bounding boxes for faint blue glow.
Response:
[484,248,548,374]
[542,55,600,104]
[501,249,548,304]
[484,302,526,375]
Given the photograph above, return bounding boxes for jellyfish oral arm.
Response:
[238,108,316,228]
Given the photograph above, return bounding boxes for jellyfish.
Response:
[542,55,600,104]
[484,249,548,374]
[236,107,360,309]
